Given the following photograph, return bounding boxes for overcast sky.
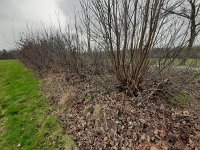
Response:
[0,0,80,50]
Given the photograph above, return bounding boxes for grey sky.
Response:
[0,0,79,50]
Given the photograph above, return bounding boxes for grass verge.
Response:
[0,60,75,150]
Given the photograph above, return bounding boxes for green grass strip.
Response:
[0,60,75,150]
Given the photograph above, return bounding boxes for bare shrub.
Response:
[80,0,189,96]
[18,0,199,98]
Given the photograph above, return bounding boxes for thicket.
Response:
[18,0,200,96]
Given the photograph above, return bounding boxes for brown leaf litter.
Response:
[43,71,200,150]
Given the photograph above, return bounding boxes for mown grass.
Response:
[0,60,75,150]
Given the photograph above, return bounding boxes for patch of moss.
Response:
[171,90,194,108]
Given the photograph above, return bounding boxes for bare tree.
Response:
[165,0,200,65]
[80,0,91,53]
[80,0,187,96]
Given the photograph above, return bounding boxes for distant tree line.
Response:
[0,49,17,60]
[151,46,200,59]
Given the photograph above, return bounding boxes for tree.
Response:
[80,0,187,96]
[165,0,200,65]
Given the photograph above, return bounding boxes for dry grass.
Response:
[58,88,76,107]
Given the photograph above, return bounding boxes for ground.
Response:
[43,68,200,149]
[0,60,75,150]
[1,60,200,150]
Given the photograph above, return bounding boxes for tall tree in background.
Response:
[165,0,200,65]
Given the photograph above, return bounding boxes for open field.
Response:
[0,60,75,150]
[150,58,200,66]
